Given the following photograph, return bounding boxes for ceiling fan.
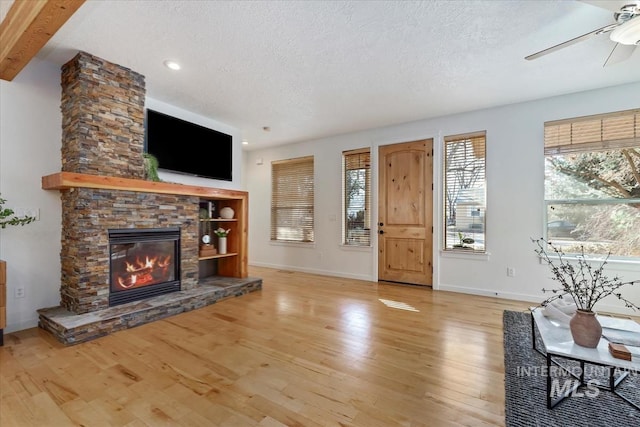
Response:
[525,1,640,66]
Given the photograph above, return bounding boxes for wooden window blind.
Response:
[443,131,486,252]
[343,148,371,246]
[544,108,640,155]
[271,156,314,242]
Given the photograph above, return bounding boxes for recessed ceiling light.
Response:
[242,141,249,145]
[163,60,181,70]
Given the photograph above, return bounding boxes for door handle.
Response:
[379,230,384,234]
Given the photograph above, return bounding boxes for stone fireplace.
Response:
[55,51,198,315]
[37,52,261,344]
[59,187,199,314]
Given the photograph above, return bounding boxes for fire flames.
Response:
[115,255,172,289]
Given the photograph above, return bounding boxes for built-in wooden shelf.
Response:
[42,172,247,199]
[198,253,238,261]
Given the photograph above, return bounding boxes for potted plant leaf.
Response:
[0,195,35,228]
[143,153,161,182]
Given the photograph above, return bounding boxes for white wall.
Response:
[245,82,640,316]
[0,58,63,332]
[0,57,244,333]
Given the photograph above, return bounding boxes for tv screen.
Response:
[145,109,232,181]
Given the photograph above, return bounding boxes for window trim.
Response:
[442,130,487,253]
[342,148,371,247]
[270,155,315,243]
[543,109,639,259]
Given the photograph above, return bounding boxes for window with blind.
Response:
[271,156,314,243]
[443,131,486,252]
[544,108,639,258]
[343,148,371,246]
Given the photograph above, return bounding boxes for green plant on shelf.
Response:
[143,153,161,182]
[214,228,231,237]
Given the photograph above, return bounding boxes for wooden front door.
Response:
[378,139,433,285]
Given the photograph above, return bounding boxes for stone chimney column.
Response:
[60,51,146,179]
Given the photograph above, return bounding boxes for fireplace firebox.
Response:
[109,227,181,306]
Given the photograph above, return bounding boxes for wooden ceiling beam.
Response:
[0,0,85,81]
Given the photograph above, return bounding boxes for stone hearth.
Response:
[39,277,262,345]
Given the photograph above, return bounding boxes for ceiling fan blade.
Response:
[525,24,617,60]
[603,42,637,66]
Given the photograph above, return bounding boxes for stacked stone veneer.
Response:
[58,52,199,314]
[61,51,145,178]
[60,189,199,314]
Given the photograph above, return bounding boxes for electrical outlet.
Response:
[25,208,40,221]
[507,267,516,277]
[15,287,25,298]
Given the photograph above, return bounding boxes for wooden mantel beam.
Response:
[42,171,249,200]
[0,0,85,81]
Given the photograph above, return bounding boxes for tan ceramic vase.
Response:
[569,309,602,348]
[220,207,234,219]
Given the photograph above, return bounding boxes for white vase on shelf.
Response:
[220,207,234,219]
[218,236,227,254]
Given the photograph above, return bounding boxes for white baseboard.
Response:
[438,283,540,302]
[5,317,39,334]
[249,262,374,282]
[437,283,636,316]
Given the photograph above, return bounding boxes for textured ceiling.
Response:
[12,0,640,149]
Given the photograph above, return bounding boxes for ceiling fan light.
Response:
[610,18,640,45]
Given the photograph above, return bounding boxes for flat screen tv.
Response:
[145,109,232,181]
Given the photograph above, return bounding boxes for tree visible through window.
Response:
[343,149,371,246]
[271,156,314,242]
[544,109,640,258]
[444,131,486,252]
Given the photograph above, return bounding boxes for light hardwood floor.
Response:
[1,267,532,427]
